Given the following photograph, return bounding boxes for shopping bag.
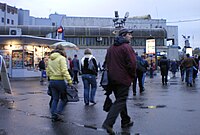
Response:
[66,85,79,102]
[42,70,47,78]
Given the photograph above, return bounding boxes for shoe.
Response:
[51,114,63,122]
[140,89,145,94]
[90,101,96,104]
[133,93,136,96]
[189,83,193,87]
[85,103,89,106]
[121,121,134,128]
[102,123,115,135]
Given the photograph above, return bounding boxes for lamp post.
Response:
[113,11,129,29]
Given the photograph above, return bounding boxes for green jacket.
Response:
[46,52,72,84]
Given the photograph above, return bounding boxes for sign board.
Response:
[186,48,193,56]
[146,39,155,54]
[0,55,12,94]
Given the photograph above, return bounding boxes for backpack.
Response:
[88,58,96,72]
[137,60,146,72]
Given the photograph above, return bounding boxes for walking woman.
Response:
[46,45,72,122]
[80,48,98,105]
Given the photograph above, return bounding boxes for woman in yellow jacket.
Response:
[46,45,72,122]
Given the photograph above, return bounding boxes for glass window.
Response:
[11,20,14,25]
[12,50,23,69]
[7,19,9,24]
[1,17,4,23]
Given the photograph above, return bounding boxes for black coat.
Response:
[159,58,169,76]
[38,60,46,70]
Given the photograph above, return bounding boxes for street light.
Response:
[113,11,129,29]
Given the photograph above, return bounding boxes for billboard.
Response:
[146,39,155,54]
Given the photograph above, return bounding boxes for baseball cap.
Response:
[119,28,133,36]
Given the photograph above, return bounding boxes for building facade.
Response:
[0,2,179,78]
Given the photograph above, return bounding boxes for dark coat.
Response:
[159,58,169,76]
[38,60,45,70]
[106,36,136,87]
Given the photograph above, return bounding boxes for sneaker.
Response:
[102,123,115,135]
[121,121,134,128]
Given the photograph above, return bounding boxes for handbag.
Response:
[100,69,109,90]
[103,95,113,112]
[66,85,79,102]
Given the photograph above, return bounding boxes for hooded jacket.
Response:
[46,52,72,84]
[106,36,136,86]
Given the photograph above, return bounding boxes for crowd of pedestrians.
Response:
[39,28,200,134]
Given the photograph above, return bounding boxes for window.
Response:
[11,20,14,25]
[7,19,10,24]
[52,22,56,26]
[1,17,4,23]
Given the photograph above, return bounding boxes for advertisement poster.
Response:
[146,39,155,54]
[186,48,193,56]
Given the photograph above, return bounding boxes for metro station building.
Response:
[0,2,178,78]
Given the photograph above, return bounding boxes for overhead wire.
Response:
[167,18,200,23]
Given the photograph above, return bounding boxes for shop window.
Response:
[24,51,34,70]
[12,50,23,68]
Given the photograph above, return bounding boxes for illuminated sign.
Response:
[186,48,193,56]
[146,39,155,54]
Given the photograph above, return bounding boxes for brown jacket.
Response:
[181,57,197,68]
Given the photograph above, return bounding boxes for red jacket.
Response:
[106,36,136,86]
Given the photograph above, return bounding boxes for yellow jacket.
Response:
[46,52,72,84]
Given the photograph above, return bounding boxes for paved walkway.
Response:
[0,71,200,135]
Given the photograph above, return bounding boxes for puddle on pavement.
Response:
[17,91,45,95]
[185,109,195,112]
[169,83,178,85]
[141,105,166,109]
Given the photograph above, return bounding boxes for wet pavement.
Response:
[0,71,200,135]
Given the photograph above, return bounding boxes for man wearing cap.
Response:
[102,28,136,134]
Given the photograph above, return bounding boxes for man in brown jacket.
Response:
[181,53,197,86]
[102,28,136,134]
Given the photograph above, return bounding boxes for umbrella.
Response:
[51,41,79,50]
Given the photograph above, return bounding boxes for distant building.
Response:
[0,2,180,78]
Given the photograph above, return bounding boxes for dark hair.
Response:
[55,45,65,50]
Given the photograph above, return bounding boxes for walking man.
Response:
[72,54,80,84]
[38,57,46,82]
[102,28,136,134]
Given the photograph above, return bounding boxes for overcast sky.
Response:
[1,0,200,48]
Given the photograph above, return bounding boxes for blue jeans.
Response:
[142,72,146,87]
[49,80,67,115]
[81,74,97,104]
[186,67,193,84]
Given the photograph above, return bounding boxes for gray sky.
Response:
[2,0,200,48]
